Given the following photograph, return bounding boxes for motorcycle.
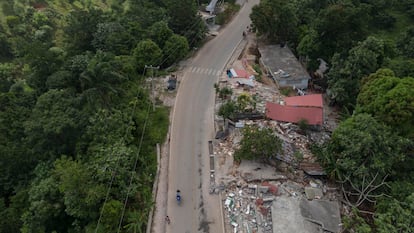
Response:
[176,190,181,205]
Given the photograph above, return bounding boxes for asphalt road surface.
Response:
[167,1,259,232]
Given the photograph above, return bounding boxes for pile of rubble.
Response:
[213,32,342,233]
[220,173,341,233]
[223,182,279,233]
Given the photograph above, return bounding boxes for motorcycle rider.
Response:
[176,190,181,203]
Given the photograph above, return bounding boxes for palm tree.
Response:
[80,51,126,108]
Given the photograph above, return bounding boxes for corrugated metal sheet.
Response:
[266,102,323,125]
[284,94,323,108]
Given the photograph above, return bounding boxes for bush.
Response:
[215,3,240,25]
[297,119,309,132]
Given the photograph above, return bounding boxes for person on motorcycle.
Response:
[176,190,181,203]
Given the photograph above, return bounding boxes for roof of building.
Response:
[258,45,311,81]
[233,78,255,87]
[266,102,323,125]
[284,94,323,108]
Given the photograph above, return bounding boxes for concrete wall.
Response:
[277,78,308,89]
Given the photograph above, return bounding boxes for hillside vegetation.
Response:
[0,0,206,232]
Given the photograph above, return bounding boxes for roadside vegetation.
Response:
[0,0,206,232]
[248,0,414,231]
[215,0,241,26]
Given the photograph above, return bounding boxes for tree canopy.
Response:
[235,125,282,163]
[0,0,204,231]
[357,69,414,138]
[250,0,298,43]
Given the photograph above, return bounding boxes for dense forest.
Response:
[251,0,414,232]
[0,0,206,232]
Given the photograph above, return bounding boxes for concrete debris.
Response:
[213,34,342,233]
[223,183,275,233]
[305,187,323,200]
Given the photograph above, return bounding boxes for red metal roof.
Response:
[284,94,323,108]
[266,102,323,125]
[235,69,250,78]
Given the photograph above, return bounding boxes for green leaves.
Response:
[24,89,83,159]
[54,157,105,219]
[218,100,237,120]
[162,34,189,67]
[375,194,414,233]
[133,39,162,72]
[251,0,298,43]
[327,114,409,184]
[357,69,414,138]
[327,36,387,108]
[235,125,282,163]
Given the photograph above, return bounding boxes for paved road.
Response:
[167,1,258,232]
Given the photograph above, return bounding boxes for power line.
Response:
[156,16,206,67]
[117,96,151,233]
[114,12,207,231]
[94,67,146,233]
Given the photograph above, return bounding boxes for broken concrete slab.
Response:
[305,187,323,200]
[238,161,287,182]
[300,199,342,233]
[271,196,320,233]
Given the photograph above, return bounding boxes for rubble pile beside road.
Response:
[223,182,278,233]
[213,31,342,232]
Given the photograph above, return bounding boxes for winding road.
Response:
[167,1,258,232]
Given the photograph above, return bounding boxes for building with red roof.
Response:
[284,94,323,108]
[265,94,324,125]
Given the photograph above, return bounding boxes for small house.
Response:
[259,45,311,89]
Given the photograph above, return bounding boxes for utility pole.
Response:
[144,65,160,111]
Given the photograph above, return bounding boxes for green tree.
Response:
[375,194,414,233]
[0,31,13,60]
[161,34,189,67]
[235,125,282,163]
[164,0,206,46]
[124,210,146,233]
[0,92,36,197]
[236,92,252,112]
[132,39,162,72]
[250,0,298,43]
[320,114,410,206]
[80,51,127,108]
[54,156,105,220]
[218,100,237,121]
[0,63,19,92]
[328,36,386,108]
[21,164,70,233]
[96,200,123,233]
[125,0,167,29]
[397,26,414,58]
[92,22,132,55]
[313,1,370,59]
[296,27,320,68]
[148,21,173,48]
[342,208,372,233]
[356,69,414,138]
[64,8,107,54]
[25,44,66,93]
[385,58,414,78]
[0,190,28,233]
[218,86,233,99]
[24,89,84,160]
